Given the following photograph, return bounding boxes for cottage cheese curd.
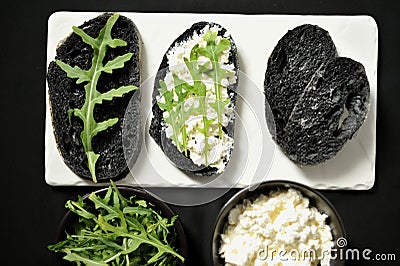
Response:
[219,189,334,266]
[158,25,237,173]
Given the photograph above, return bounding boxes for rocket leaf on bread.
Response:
[56,14,137,182]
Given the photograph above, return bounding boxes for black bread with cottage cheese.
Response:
[149,21,239,176]
[264,24,370,165]
[47,13,142,182]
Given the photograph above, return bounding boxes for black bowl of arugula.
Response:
[48,182,187,265]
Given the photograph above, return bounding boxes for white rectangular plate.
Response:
[45,12,377,189]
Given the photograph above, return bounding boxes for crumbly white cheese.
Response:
[160,25,237,173]
[219,189,334,266]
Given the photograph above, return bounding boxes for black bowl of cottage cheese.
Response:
[212,180,346,266]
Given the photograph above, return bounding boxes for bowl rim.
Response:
[53,185,187,265]
[211,180,346,265]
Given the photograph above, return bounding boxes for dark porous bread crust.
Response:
[47,13,141,182]
[149,22,239,177]
[264,24,370,165]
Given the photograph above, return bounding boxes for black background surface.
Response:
[2,0,400,265]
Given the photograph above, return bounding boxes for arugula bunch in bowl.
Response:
[48,182,185,265]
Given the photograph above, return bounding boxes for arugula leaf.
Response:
[195,30,231,138]
[48,181,184,265]
[56,13,138,183]
[157,80,183,152]
[172,74,193,155]
[63,252,108,266]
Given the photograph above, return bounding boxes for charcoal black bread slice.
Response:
[265,24,337,136]
[265,24,370,165]
[281,57,370,165]
[149,22,239,176]
[47,13,142,182]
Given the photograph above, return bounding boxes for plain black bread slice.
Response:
[264,24,370,165]
[279,57,370,165]
[149,22,239,177]
[265,24,337,135]
[47,13,142,182]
